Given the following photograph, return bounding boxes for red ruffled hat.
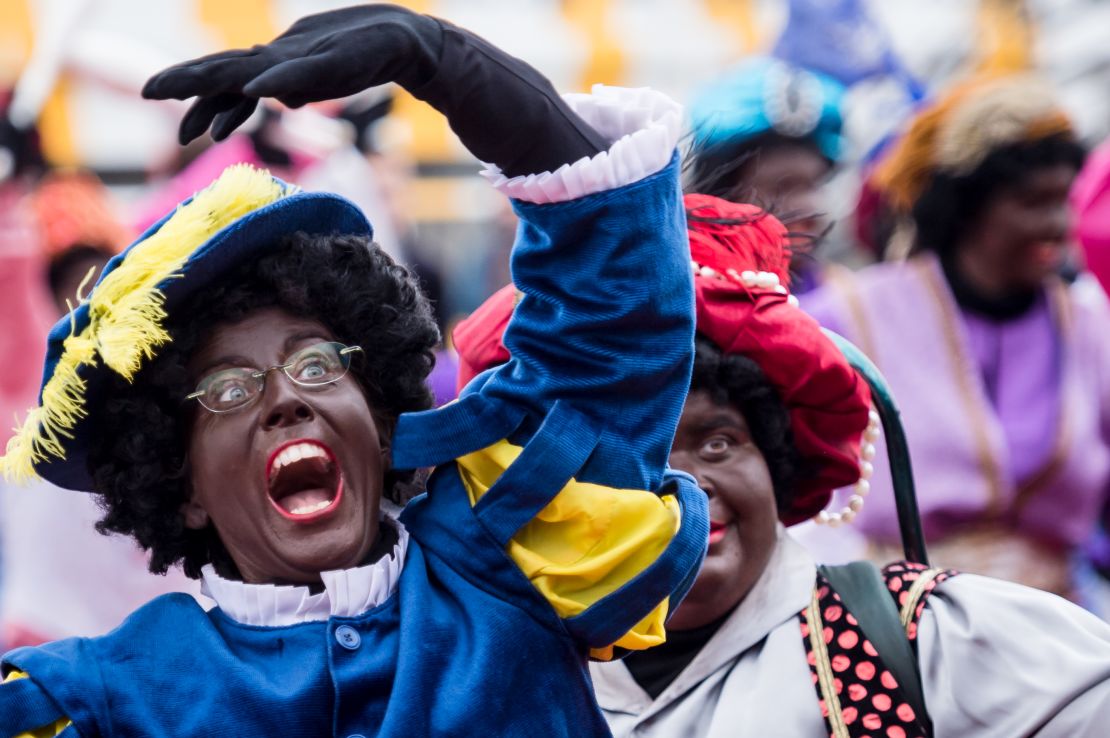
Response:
[455,194,873,525]
[31,170,132,259]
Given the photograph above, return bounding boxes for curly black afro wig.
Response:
[690,334,807,516]
[86,233,440,578]
[911,132,1086,257]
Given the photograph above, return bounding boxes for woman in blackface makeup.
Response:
[0,6,706,737]
[802,76,1107,601]
[457,195,1110,737]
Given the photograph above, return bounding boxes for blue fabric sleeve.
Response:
[0,673,68,737]
[396,152,694,491]
[394,153,708,645]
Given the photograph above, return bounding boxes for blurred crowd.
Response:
[3,0,1110,650]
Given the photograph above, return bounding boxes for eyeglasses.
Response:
[186,342,363,414]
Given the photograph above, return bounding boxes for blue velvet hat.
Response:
[1,164,372,491]
[689,57,846,162]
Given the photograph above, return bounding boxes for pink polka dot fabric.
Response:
[798,562,957,738]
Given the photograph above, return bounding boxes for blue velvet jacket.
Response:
[0,154,707,737]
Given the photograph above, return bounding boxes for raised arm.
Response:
[142,5,606,178]
[144,4,708,656]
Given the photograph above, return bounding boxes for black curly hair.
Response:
[690,334,807,516]
[911,132,1086,257]
[86,233,440,578]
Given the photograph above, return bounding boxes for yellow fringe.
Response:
[0,164,291,482]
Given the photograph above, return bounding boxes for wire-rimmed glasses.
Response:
[186,342,363,414]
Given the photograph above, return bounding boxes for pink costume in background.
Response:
[1073,137,1110,579]
[801,253,1110,598]
[1073,139,1110,296]
[0,179,197,649]
[0,185,55,431]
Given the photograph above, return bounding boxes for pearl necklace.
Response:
[813,408,879,527]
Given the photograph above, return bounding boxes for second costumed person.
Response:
[455,195,1110,737]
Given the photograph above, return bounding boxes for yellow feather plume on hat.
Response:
[1,164,291,482]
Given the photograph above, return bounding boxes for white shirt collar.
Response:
[200,512,409,626]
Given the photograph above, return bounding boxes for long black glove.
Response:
[141,4,607,178]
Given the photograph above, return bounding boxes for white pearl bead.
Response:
[839,509,856,524]
[774,285,788,294]
[756,272,779,289]
[700,266,717,278]
[868,410,880,426]
[726,268,740,281]
[861,443,876,461]
[854,479,870,496]
[815,510,831,525]
[848,495,865,512]
[859,460,874,480]
[741,270,757,283]
[864,426,880,442]
[827,514,843,528]
[787,295,800,307]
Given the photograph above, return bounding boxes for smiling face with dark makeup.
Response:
[665,390,780,631]
[956,163,1078,295]
[181,307,387,584]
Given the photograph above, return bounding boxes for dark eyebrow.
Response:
[193,331,330,380]
[193,354,255,379]
[283,331,332,353]
[690,413,749,436]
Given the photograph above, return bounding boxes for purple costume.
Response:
[802,253,1110,597]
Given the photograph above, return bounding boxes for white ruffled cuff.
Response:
[480,85,682,205]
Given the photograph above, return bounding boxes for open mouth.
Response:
[1029,240,1065,270]
[709,520,728,545]
[266,439,343,522]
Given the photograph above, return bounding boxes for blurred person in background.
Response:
[458,194,1110,737]
[802,75,1106,605]
[1,92,197,645]
[686,57,846,295]
[0,158,197,649]
[0,91,53,439]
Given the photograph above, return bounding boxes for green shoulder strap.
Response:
[818,561,932,736]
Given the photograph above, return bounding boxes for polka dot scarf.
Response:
[799,562,957,738]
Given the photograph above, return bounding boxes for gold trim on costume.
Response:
[1013,278,1072,512]
[916,256,1007,516]
[899,568,943,630]
[805,589,851,738]
[918,259,1073,517]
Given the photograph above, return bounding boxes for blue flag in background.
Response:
[772,0,923,100]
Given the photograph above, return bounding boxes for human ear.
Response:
[376,415,393,467]
[181,499,210,529]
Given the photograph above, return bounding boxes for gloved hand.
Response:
[142,4,606,178]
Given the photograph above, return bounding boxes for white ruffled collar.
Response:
[201,512,409,626]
